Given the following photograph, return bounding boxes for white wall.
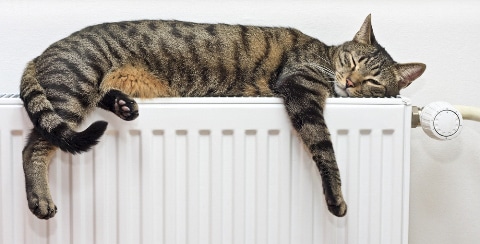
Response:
[1,1,480,243]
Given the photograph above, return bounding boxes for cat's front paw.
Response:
[114,97,139,121]
[328,201,347,217]
[27,192,57,219]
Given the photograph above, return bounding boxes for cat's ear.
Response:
[353,14,377,45]
[396,63,426,89]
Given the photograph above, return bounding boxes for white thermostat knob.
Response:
[420,101,463,140]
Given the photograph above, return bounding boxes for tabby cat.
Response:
[20,15,425,219]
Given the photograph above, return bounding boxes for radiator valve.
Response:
[413,102,464,140]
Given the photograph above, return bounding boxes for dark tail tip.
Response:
[59,121,108,154]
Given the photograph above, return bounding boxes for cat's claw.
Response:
[114,98,139,121]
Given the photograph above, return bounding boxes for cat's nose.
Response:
[346,78,354,88]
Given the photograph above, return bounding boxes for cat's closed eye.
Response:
[358,56,367,63]
[364,79,381,86]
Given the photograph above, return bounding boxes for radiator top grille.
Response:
[0,94,19,98]
[0,94,409,107]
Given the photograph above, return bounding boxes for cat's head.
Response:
[332,14,426,97]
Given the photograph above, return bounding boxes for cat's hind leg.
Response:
[22,86,102,219]
[98,89,139,121]
[23,129,58,219]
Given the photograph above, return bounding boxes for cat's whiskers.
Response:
[309,63,336,81]
[319,56,332,65]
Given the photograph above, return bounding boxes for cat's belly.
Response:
[100,63,179,98]
[100,62,276,98]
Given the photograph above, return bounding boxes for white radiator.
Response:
[0,95,411,244]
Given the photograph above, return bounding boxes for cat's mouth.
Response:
[334,82,350,97]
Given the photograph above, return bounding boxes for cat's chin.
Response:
[334,84,349,97]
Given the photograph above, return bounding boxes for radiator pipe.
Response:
[453,105,480,122]
[412,102,480,140]
[411,106,421,128]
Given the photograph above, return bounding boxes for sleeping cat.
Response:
[20,14,425,219]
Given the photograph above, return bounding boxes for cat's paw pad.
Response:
[28,193,57,220]
[114,98,139,121]
[328,201,347,217]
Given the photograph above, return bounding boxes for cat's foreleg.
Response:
[23,129,58,219]
[276,73,347,217]
[98,89,139,121]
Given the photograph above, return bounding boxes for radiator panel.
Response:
[0,97,411,244]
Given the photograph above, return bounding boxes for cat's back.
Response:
[40,19,304,61]
[32,19,316,97]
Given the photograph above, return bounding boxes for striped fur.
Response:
[20,15,425,219]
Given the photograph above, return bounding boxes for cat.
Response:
[20,14,425,219]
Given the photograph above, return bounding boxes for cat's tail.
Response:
[19,60,108,154]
